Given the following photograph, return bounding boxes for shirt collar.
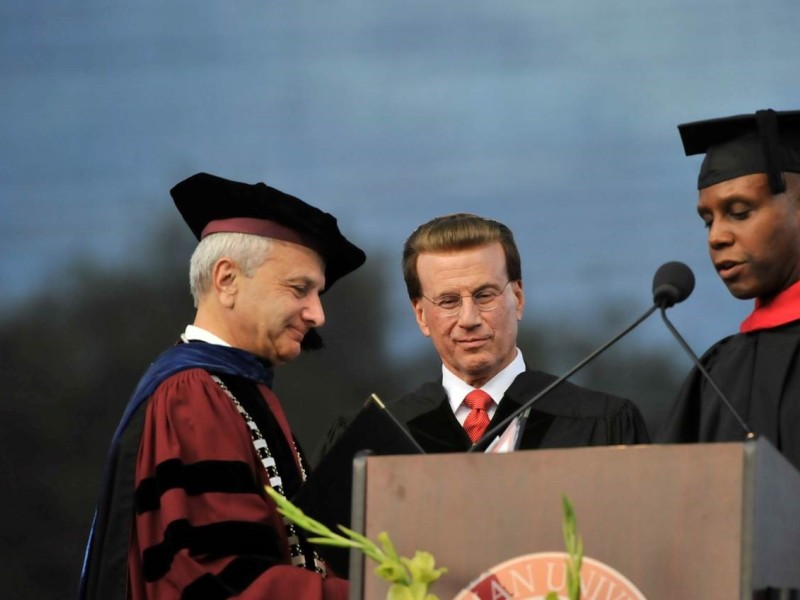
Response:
[740,279,800,333]
[442,349,526,412]
[181,324,232,346]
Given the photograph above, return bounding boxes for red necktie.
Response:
[463,389,493,443]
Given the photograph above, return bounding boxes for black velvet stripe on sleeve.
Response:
[181,556,277,600]
[181,573,236,600]
[135,459,260,514]
[142,520,284,582]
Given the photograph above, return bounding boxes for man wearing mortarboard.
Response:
[79,172,365,599]
[658,109,800,472]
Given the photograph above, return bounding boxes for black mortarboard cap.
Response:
[678,109,800,193]
[170,172,366,291]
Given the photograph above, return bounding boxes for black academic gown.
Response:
[658,320,800,472]
[387,369,650,453]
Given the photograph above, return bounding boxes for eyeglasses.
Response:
[421,280,512,316]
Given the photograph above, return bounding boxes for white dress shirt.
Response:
[442,349,526,426]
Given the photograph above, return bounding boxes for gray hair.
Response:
[189,232,273,307]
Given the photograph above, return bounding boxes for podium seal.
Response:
[453,552,647,600]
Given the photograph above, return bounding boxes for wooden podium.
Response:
[347,439,800,599]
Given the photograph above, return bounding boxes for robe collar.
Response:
[740,279,800,333]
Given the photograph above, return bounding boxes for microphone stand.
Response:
[659,307,754,439]
[469,304,659,452]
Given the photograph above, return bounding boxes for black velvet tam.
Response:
[170,172,366,291]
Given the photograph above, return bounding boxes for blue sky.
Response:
[2,0,798,357]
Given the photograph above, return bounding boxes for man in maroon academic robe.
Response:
[80,172,366,599]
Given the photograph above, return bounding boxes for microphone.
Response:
[654,263,754,439]
[653,260,695,308]
[469,261,692,452]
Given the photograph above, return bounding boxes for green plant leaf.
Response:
[306,537,358,548]
[402,552,447,584]
[560,494,583,600]
[379,531,400,560]
[375,559,410,585]
[386,583,415,600]
[264,485,445,599]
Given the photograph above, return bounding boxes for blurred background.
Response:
[2,0,797,597]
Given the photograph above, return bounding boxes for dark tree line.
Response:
[0,219,685,598]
